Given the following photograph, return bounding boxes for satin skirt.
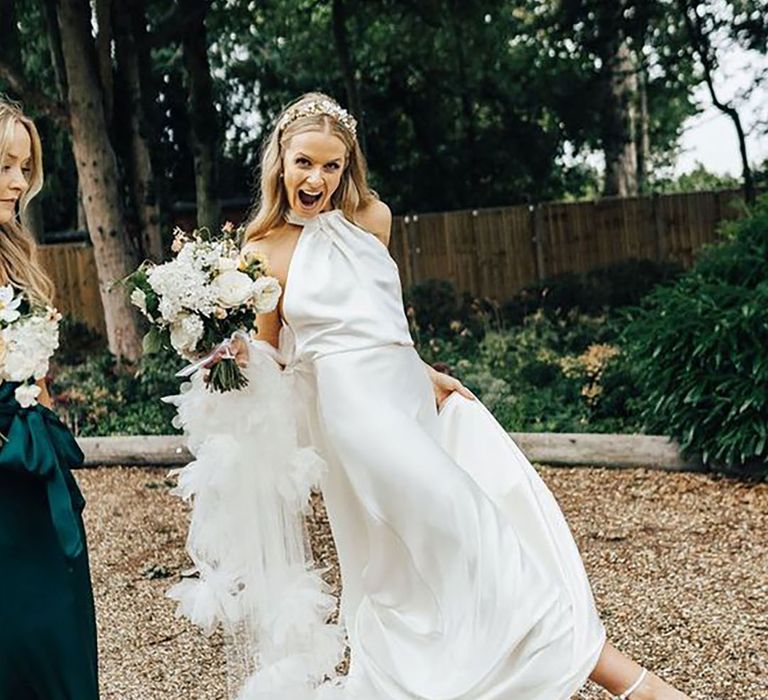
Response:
[305,343,605,700]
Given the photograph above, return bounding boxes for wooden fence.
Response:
[40,188,748,332]
[38,242,107,335]
[388,188,747,301]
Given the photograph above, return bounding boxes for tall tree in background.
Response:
[331,0,366,153]
[679,0,755,204]
[55,0,142,360]
[179,0,221,231]
[114,0,164,260]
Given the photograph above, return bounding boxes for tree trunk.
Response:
[94,0,115,123]
[603,38,638,197]
[180,0,220,232]
[679,0,755,205]
[56,0,142,360]
[114,0,164,261]
[636,59,650,194]
[331,0,366,153]
[41,0,68,101]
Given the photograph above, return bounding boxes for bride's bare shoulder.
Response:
[355,199,392,246]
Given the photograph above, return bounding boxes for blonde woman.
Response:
[236,93,690,700]
[0,98,99,699]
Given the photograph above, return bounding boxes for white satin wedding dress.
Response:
[278,209,605,698]
[169,207,606,700]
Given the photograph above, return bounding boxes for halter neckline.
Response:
[285,208,338,226]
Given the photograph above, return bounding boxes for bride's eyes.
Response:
[296,157,311,166]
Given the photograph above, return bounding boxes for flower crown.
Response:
[277,98,358,138]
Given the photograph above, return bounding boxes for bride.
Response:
[188,93,690,700]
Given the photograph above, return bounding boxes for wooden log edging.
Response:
[77,433,702,472]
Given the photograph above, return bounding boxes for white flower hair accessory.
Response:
[278,98,358,137]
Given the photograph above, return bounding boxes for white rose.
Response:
[170,314,204,356]
[251,276,282,314]
[212,270,255,308]
[0,285,22,324]
[3,346,38,381]
[15,383,41,408]
[130,288,148,314]
[217,257,238,273]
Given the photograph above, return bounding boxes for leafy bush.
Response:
[51,345,181,436]
[624,195,768,477]
[418,310,641,434]
[404,279,501,345]
[502,259,683,324]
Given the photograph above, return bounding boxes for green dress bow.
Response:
[0,383,85,559]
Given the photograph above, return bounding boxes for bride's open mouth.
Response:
[297,189,323,210]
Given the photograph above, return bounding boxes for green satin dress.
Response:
[0,382,99,699]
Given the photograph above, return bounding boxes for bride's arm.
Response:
[357,199,473,406]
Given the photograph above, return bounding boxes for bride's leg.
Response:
[590,642,691,699]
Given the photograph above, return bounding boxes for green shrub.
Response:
[51,345,182,436]
[404,279,502,346]
[419,310,641,434]
[502,259,683,324]
[624,195,768,478]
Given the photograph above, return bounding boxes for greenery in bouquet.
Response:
[0,284,61,410]
[126,223,281,392]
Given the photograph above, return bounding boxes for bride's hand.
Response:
[425,364,475,408]
[202,336,250,369]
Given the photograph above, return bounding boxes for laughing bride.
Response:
[169,93,691,700]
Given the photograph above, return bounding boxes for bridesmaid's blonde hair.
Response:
[0,97,53,304]
[245,92,377,242]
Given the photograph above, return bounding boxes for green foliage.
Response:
[651,162,742,194]
[502,259,683,324]
[50,343,181,437]
[624,195,768,477]
[404,260,682,341]
[418,310,641,434]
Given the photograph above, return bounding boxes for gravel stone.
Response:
[74,466,768,700]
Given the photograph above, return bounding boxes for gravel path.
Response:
[75,466,768,700]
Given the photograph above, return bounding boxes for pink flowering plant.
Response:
[126,223,281,392]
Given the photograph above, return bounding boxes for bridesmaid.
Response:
[0,97,99,698]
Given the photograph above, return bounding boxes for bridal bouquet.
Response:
[127,223,281,392]
[0,285,61,408]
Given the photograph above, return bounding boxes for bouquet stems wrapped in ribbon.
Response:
[126,223,281,392]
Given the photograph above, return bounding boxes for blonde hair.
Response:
[0,97,54,305]
[245,92,377,242]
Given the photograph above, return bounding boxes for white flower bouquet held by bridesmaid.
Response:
[126,222,282,392]
[0,284,60,409]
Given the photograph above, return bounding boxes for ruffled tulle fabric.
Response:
[165,343,346,699]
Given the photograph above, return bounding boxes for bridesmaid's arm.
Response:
[36,378,54,409]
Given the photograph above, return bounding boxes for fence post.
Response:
[652,192,666,262]
[530,204,546,281]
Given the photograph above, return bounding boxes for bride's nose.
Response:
[306,170,323,185]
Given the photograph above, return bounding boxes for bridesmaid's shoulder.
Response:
[355,199,392,246]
